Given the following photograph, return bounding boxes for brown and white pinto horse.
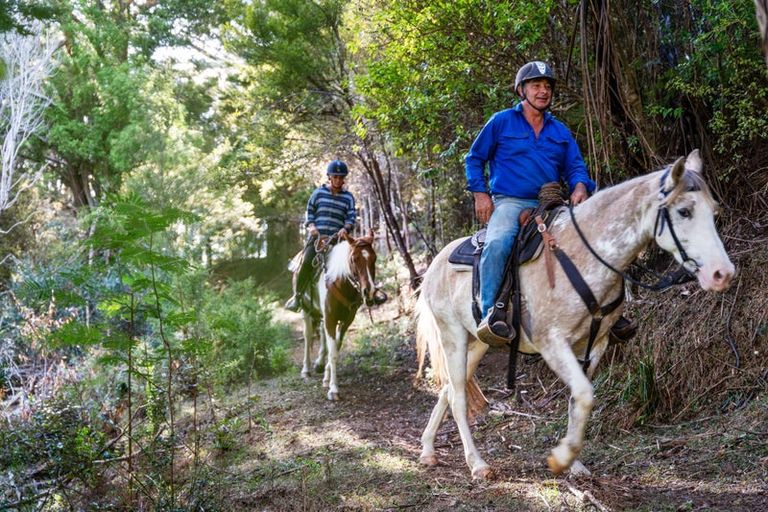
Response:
[416,150,735,479]
[300,230,379,400]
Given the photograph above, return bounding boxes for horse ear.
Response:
[664,156,686,192]
[685,149,703,174]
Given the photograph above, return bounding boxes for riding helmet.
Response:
[514,61,556,94]
[326,160,349,176]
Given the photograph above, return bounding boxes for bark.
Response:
[757,0,768,67]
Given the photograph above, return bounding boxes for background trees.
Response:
[0,0,766,509]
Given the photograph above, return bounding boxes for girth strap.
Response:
[553,247,626,372]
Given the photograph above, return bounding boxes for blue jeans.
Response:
[480,196,539,317]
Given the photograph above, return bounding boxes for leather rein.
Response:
[568,170,699,292]
[530,172,699,378]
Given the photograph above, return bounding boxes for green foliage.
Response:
[620,357,659,426]
[0,396,107,482]
[355,0,557,166]
[659,0,768,160]
[201,279,292,385]
[0,0,58,35]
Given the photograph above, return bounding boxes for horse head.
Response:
[342,229,378,306]
[653,149,735,292]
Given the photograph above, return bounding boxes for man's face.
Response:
[328,174,345,192]
[521,78,553,109]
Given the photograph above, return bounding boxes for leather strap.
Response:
[553,247,625,372]
[535,214,557,288]
[327,280,361,311]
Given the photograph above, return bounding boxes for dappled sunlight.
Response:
[365,451,419,474]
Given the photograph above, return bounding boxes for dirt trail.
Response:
[226,307,768,511]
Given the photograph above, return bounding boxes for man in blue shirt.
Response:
[285,160,357,312]
[466,61,595,345]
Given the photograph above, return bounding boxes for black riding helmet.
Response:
[514,61,556,97]
[327,160,349,176]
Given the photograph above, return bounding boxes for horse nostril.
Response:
[714,270,722,281]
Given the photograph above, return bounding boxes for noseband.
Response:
[569,170,698,291]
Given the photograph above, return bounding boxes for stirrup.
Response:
[476,309,515,348]
[609,316,637,345]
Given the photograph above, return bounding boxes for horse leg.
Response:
[538,335,595,475]
[440,322,492,479]
[323,320,348,401]
[313,319,327,374]
[566,338,608,477]
[419,384,449,466]
[301,312,314,380]
[420,339,488,469]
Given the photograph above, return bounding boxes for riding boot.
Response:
[284,293,302,312]
[476,305,514,348]
[476,265,517,348]
[609,315,638,345]
[285,242,316,312]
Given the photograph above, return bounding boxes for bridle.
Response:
[325,239,375,311]
[568,169,699,292]
[347,240,375,301]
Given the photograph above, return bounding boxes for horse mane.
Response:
[586,166,717,210]
[325,241,351,282]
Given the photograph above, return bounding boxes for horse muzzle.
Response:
[697,259,735,292]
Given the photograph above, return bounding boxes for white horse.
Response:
[415,150,735,479]
[299,231,379,400]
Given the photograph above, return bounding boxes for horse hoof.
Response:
[327,391,339,401]
[547,454,568,475]
[568,460,591,477]
[419,454,438,467]
[471,465,494,480]
[301,373,311,382]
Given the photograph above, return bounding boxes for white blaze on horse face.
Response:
[656,192,734,292]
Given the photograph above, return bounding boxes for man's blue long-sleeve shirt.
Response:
[465,103,595,198]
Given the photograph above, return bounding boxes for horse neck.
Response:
[564,173,661,271]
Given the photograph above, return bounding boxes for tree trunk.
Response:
[757,0,768,67]
[356,143,420,289]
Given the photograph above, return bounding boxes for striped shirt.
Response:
[305,184,356,236]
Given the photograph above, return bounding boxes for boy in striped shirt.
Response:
[285,160,356,311]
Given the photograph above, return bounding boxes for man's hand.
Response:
[308,225,319,237]
[473,192,494,224]
[570,183,588,206]
[337,227,348,238]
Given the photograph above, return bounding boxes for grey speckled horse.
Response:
[415,150,735,479]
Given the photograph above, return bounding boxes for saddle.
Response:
[448,205,564,324]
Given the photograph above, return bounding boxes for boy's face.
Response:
[329,174,345,192]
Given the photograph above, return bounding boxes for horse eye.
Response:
[678,207,692,218]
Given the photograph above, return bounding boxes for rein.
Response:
[567,171,698,291]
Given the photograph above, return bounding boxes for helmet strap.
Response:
[521,93,552,113]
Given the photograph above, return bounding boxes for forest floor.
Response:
[201,303,768,512]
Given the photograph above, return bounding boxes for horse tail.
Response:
[415,293,447,387]
[415,289,487,419]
